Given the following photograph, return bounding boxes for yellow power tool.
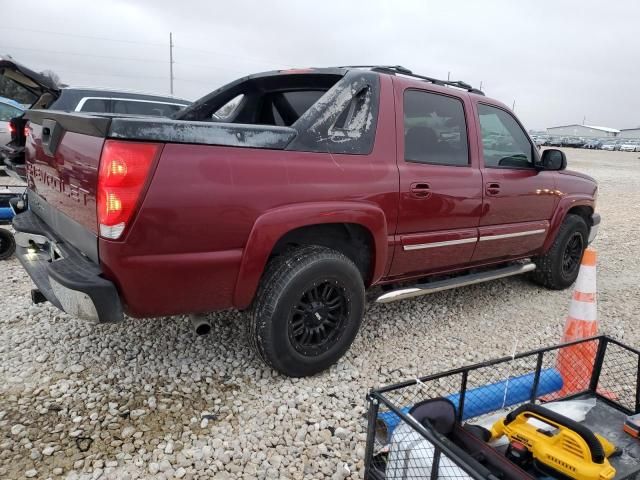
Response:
[490,403,617,480]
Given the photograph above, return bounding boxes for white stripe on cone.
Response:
[574,265,597,294]
[568,300,597,322]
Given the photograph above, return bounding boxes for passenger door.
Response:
[389,87,483,278]
[472,103,558,262]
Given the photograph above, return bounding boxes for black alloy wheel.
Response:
[562,232,584,277]
[249,245,365,377]
[288,281,348,357]
[530,214,588,290]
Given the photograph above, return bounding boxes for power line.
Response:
[173,61,266,76]
[171,44,295,69]
[173,77,223,85]
[2,44,269,76]
[0,26,166,47]
[54,68,168,81]
[1,27,294,72]
[1,45,167,63]
[1,29,296,97]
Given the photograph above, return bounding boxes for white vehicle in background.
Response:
[619,140,640,152]
[0,96,24,146]
[601,140,619,151]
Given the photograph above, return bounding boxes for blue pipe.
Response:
[377,368,563,439]
[0,207,14,222]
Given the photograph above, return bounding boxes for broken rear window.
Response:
[177,72,343,127]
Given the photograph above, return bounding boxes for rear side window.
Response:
[282,91,325,117]
[259,90,327,126]
[79,98,109,113]
[478,104,533,168]
[113,99,184,117]
[213,94,244,120]
[403,90,469,166]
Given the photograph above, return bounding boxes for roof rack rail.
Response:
[338,65,484,96]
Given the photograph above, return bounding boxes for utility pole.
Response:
[512,100,516,111]
[447,71,451,81]
[582,115,586,125]
[169,32,174,95]
[479,80,483,90]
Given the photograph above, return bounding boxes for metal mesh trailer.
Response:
[365,336,640,479]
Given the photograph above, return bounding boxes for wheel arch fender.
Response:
[233,201,388,309]
[542,195,595,253]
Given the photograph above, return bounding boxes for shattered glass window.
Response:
[213,94,244,120]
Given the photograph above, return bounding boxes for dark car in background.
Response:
[583,139,603,149]
[0,57,190,180]
[561,137,585,148]
[51,87,190,116]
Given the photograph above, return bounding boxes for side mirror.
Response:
[540,149,566,171]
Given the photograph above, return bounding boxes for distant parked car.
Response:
[548,136,564,147]
[583,139,603,149]
[534,136,550,147]
[619,140,640,152]
[601,140,620,151]
[0,57,191,180]
[562,137,585,148]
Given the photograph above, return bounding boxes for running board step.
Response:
[376,262,536,304]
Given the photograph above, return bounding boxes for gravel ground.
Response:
[1,148,639,480]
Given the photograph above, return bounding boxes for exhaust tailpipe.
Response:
[190,314,211,336]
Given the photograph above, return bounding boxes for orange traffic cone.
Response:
[556,247,598,396]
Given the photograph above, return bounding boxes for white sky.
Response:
[2,0,639,130]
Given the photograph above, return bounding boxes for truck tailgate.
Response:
[24,111,110,259]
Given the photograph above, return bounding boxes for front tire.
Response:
[250,245,365,377]
[530,214,588,289]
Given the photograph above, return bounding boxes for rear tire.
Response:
[0,229,16,260]
[530,214,588,289]
[249,245,365,377]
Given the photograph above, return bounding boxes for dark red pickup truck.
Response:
[12,65,599,376]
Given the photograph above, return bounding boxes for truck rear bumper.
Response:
[12,210,123,323]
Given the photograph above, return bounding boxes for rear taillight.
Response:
[8,123,15,134]
[97,140,160,239]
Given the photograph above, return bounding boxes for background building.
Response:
[546,124,619,138]
[620,128,640,139]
